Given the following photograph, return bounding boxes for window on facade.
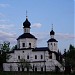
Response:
[41,67,43,71]
[54,43,55,46]
[22,43,25,47]
[24,29,26,32]
[22,67,24,71]
[29,43,31,48]
[18,67,20,71]
[27,55,29,59]
[18,56,20,59]
[35,55,37,59]
[51,43,52,45]
[27,67,29,71]
[49,53,52,59]
[41,55,43,59]
[22,51,24,53]
[35,67,37,71]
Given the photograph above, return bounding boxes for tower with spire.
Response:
[23,11,31,33]
[47,24,58,53]
[17,13,37,49]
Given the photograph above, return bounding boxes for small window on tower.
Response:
[35,55,37,59]
[49,53,52,59]
[29,43,31,48]
[54,43,55,46]
[22,43,25,47]
[25,29,26,32]
[51,43,52,45]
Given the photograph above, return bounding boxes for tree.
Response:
[0,41,11,71]
[17,58,32,72]
[11,45,17,50]
[63,44,75,73]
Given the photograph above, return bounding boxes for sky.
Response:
[0,0,74,53]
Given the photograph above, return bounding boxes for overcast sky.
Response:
[0,0,74,53]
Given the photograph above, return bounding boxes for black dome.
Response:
[47,38,58,42]
[17,33,37,40]
[23,18,31,28]
[50,30,55,35]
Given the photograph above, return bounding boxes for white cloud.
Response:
[0,30,17,46]
[0,30,17,38]
[0,24,14,30]
[56,33,75,39]
[32,23,42,28]
[0,4,9,8]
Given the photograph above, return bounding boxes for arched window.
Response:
[29,43,31,48]
[41,67,43,71]
[35,67,37,71]
[49,53,52,59]
[54,43,55,46]
[51,43,52,45]
[35,55,37,59]
[27,55,29,59]
[41,55,43,59]
[22,43,25,47]
[18,56,20,59]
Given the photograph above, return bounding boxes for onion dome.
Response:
[50,30,55,35]
[23,17,31,28]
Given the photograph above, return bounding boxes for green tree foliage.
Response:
[0,41,11,71]
[64,44,75,72]
[11,45,17,50]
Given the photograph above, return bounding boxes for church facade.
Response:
[3,16,63,71]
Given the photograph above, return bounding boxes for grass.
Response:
[0,71,75,75]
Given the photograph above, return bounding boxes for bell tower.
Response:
[47,24,58,52]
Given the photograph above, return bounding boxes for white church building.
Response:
[3,16,63,71]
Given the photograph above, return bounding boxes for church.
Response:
[3,15,63,71]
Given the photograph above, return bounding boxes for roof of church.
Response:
[6,47,58,55]
[23,18,31,28]
[17,33,37,40]
[32,47,49,51]
[47,38,58,42]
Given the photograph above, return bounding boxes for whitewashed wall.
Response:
[17,38,37,49]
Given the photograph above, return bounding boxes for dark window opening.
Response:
[18,67,20,71]
[29,43,31,48]
[23,51,24,53]
[18,56,20,59]
[35,55,37,59]
[41,55,43,59]
[22,67,24,71]
[35,67,37,71]
[54,43,55,46]
[41,67,43,71]
[49,53,52,59]
[27,67,29,71]
[22,43,25,47]
[27,55,29,59]
[51,43,52,45]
